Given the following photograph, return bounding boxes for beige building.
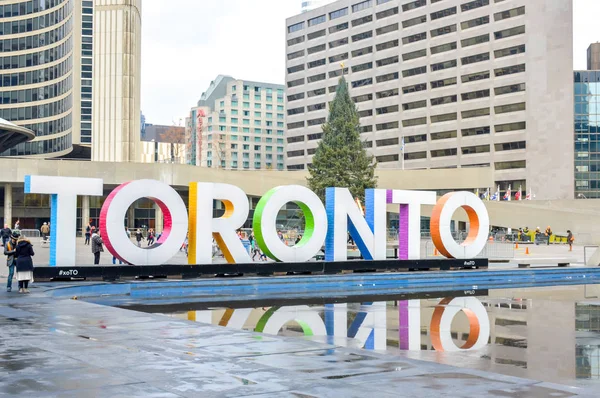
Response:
[186,76,286,170]
[285,0,574,200]
[140,124,186,164]
[587,43,600,71]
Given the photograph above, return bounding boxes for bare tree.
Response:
[160,123,185,163]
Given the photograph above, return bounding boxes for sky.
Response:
[141,0,600,126]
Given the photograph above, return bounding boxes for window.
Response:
[462,107,490,119]
[352,15,373,27]
[376,23,399,35]
[329,38,348,48]
[403,100,427,110]
[288,36,305,46]
[462,126,490,137]
[495,121,525,133]
[287,107,304,115]
[376,88,399,98]
[307,29,326,40]
[376,7,398,20]
[329,52,349,63]
[495,83,525,96]
[494,25,525,40]
[308,59,326,69]
[288,22,304,33]
[376,137,399,146]
[352,46,373,57]
[377,39,399,51]
[402,0,426,12]
[376,55,399,67]
[376,105,399,115]
[431,7,456,20]
[288,64,305,74]
[358,109,373,117]
[352,78,373,88]
[376,121,399,131]
[406,134,427,143]
[431,77,457,89]
[402,15,427,28]
[308,44,326,54]
[352,62,373,72]
[307,103,326,112]
[461,16,489,30]
[495,160,526,170]
[308,117,326,126]
[431,130,457,140]
[287,121,304,130]
[461,89,490,101]
[403,32,427,44]
[431,59,457,71]
[462,70,490,83]
[329,8,348,20]
[403,117,427,127]
[462,145,490,155]
[495,63,525,77]
[431,42,457,55]
[494,44,525,58]
[494,6,525,21]
[377,154,399,163]
[288,150,304,158]
[329,22,349,34]
[461,0,489,12]
[403,83,427,94]
[431,113,457,123]
[377,72,399,83]
[403,49,427,61]
[431,148,457,158]
[461,34,489,47]
[431,24,456,37]
[403,65,427,77]
[352,30,373,42]
[461,52,489,65]
[430,95,457,106]
[287,135,304,144]
[494,102,526,114]
[307,73,326,83]
[352,0,372,12]
[308,88,326,97]
[377,0,393,4]
[405,151,427,160]
[287,78,304,88]
[494,141,526,151]
[308,15,326,26]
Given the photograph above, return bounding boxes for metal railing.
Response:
[19,229,40,238]
[424,240,514,259]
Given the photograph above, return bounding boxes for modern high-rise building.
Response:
[185,75,286,170]
[0,0,141,160]
[588,43,600,71]
[285,0,574,200]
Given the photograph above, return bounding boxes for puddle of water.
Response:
[144,284,600,388]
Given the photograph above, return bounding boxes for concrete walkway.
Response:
[0,286,596,397]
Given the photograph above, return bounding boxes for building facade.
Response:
[285,0,574,200]
[140,123,186,164]
[186,76,286,170]
[588,43,600,72]
[302,0,334,13]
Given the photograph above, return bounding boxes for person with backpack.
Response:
[91,230,104,265]
[15,235,34,293]
[40,222,50,241]
[4,231,19,292]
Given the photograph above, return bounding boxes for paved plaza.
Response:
[0,288,596,397]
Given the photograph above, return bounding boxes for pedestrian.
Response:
[277,230,284,242]
[295,234,302,245]
[84,222,92,245]
[15,236,34,294]
[535,227,542,245]
[14,219,20,231]
[91,230,104,265]
[147,228,155,246]
[40,222,50,241]
[1,224,11,247]
[135,229,143,247]
[4,231,19,292]
[112,255,123,265]
[567,230,574,252]
[251,238,261,261]
[545,226,553,246]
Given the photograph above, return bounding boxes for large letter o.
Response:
[430,192,489,259]
[100,180,188,265]
[253,185,327,262]
[430,297,490,352]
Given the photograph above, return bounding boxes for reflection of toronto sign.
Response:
[24,175,490,267]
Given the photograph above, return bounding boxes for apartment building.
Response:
[285,0,574,200]
[186,75,286,170]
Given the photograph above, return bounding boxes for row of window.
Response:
[0,0,66,18]
[288,3,524,44]
[205,160,285,170]
[0,0,72,36]
[21,111,72,137]
[0,55,72,87]
[0,36,71,70]
[0,73,71,105]
[0,14,72,53]
[0,131,71,157]
[0,93,72,121]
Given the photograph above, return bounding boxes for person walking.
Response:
[545,226,553,246]
[14,219,20,231]
[15,236,34,293]
[91,230,104,265]
[147,229,155,246]
[1,224,11,247]
[135,229,143,247]
[295,234,303,245]
[4,231,19,292]
[40,222,50,241]
[84,222,92,245]
[567,230,575,252]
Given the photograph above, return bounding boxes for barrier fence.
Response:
[424,240,515,259]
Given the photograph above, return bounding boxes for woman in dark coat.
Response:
[15,237,34,293]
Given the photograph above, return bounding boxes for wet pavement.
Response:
[0,286,597,397]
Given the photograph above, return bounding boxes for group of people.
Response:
[4,230,34,293]
[516,226,575,250]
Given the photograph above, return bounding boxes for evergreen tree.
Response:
[307,76,377,202]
